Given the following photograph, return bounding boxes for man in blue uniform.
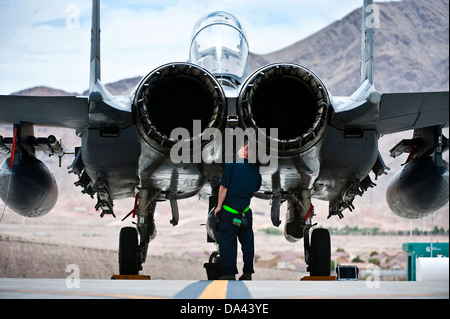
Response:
[214,144,262,280]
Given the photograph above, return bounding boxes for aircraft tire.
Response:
[119,227,139,275]
[310,228,331,276]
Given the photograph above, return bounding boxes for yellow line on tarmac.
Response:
[198,280,228,299]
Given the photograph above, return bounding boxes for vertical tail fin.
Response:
[360,0,378,85]
[90,0,101,92]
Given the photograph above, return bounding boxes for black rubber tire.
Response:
[310,228,331,276]
[119,227,139,275]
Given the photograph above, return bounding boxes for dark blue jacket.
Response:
[219,158,262,212]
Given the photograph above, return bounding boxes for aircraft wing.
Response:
[376,91,449,135]
[0,95,89,130]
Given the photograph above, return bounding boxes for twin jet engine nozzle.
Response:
[133,62,331,156]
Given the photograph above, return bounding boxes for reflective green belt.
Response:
[222,205,250,215]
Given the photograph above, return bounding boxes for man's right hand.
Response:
[215,185,227,216]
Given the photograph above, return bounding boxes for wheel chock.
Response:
[111,275,151,280]
[300,275,337,281]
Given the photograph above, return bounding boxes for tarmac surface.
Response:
[0,278,448,299]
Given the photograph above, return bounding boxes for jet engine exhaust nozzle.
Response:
[238,63,330,155]
[133,63,226,153]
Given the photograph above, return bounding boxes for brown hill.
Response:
[11,86,79,97]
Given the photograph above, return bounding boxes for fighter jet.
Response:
[0,0,448,277]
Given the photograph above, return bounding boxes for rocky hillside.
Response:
[250,0,449,96]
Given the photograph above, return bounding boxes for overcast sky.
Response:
[0,0,398,95]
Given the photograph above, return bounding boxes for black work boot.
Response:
[238,274,252,281]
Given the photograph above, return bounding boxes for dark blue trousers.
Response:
[219,208,255,276]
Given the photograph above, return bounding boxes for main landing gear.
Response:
[118,189,159,275]
[204,192,224,280]
[285,197,331,277]
[117,187,331,278]
[119,227,140,275]
[305,226,331,276]
[204,191,332,279]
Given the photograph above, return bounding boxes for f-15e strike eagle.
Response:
[0,0,448,277]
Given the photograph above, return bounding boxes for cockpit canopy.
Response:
[189,11,249,85]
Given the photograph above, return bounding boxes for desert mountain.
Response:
[250,0,449,95]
